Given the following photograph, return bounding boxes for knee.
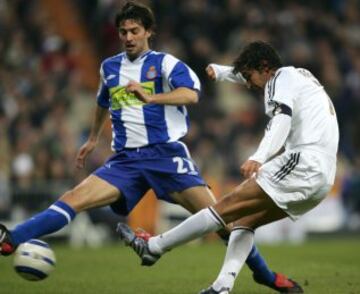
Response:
[233,217,260,231]
[59,189,82,212]
[59,189,75,201]
[234,221,255,231]
[220,189,242,207]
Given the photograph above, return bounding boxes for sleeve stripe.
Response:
[162,54,179,81]
[186,65,201,91]
[269,71,282,101]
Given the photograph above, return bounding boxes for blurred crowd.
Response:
[0,0,111,217]
[1,0,360,229]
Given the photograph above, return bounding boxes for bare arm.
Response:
[76,105,109,169]
[87,106,109,142]
[126,81,199,105]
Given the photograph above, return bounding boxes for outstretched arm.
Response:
[76,105,108,169]
[206,64,246,84]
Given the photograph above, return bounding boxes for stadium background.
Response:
[1,0,360,247]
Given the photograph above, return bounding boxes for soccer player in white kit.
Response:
[118,41,339,294]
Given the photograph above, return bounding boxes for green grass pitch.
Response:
[1,239,359,293]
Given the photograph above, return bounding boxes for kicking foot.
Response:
[0,224,16,256]
[134,227,152,241]
[253,272,304,293]
[198,286,230,294]
[116,223,160,266]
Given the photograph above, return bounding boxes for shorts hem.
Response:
[159,182,207,203]
[93,173,130,216]
[256,176,299,221]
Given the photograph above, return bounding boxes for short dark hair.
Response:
[233,41,283,75]
[115,1,155,32]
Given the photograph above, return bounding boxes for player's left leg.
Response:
[170,186,282,288]
[204,212,298,293]
[199,179,303,293]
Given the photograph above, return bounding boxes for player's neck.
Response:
[127,49,151,61]
[265,69,278,84]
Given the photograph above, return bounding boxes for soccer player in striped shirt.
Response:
[0,3,300,292]
[118,41,339,293]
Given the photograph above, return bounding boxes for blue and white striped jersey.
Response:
[96,50,201,151]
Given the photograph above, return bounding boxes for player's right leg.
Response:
[119,177,286,260]
[117,223,161,266]
[0,175,120,256]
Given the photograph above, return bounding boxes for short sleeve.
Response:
[162,54,201,92]
[265,69,297,116]
[96,64,110,108]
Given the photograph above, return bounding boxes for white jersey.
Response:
[264,66,339,157]
[257,66,339,219]
[211,63,339,219]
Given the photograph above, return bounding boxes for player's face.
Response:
[118,19,151,60]
[242,69,271,90]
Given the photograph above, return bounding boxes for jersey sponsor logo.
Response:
[109,81,155,110]
[146,66,157,80]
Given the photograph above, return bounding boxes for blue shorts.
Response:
[93,141,206,216]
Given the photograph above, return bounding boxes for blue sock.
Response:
[10,201,76,245]
[246,245,276,284]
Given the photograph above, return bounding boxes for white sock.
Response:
[212,228,254,292]
[148,207,224,255]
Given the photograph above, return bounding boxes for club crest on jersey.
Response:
[146,66,157,80]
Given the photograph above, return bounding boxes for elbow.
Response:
[190,95,199,104]
[179,88,199,104]
[189,90,200,104]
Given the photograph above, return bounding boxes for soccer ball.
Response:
[13,239,56,281]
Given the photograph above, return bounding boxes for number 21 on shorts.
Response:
[173,157,196,174]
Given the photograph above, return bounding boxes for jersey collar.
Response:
[124,50,152,63]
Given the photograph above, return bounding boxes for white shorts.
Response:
[256,149,336,220]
